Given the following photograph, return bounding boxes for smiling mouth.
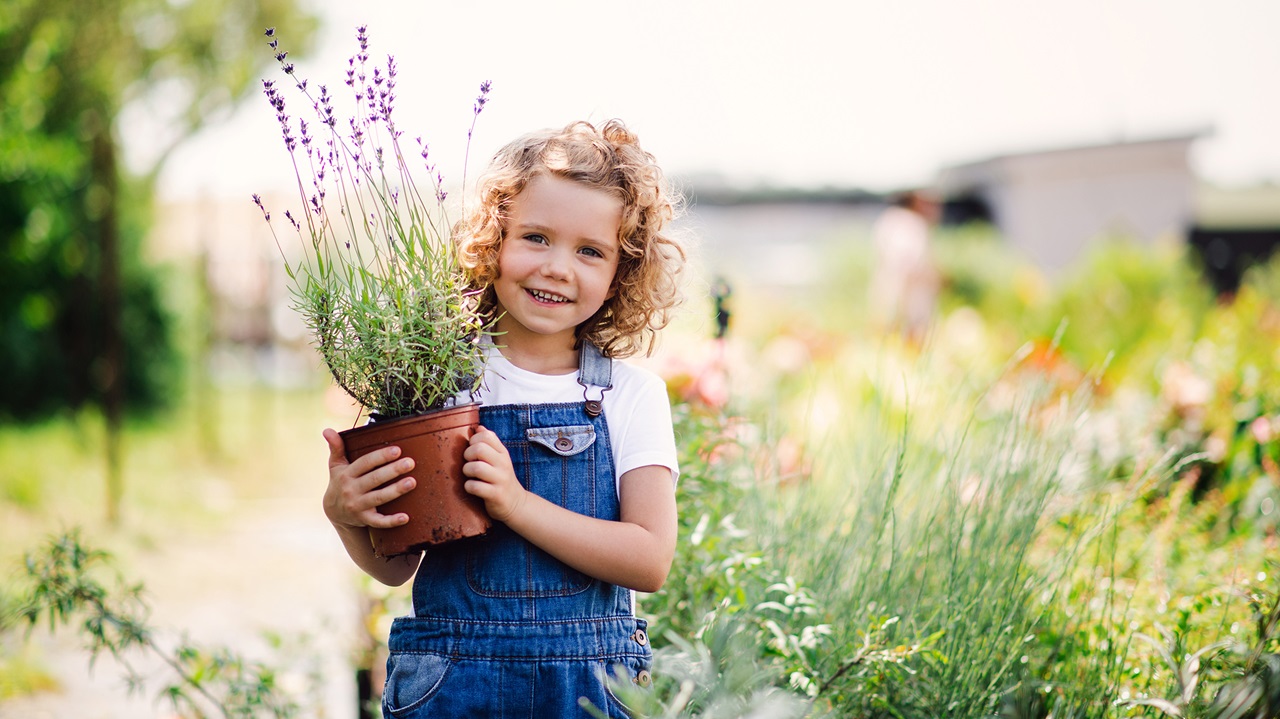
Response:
[527,288,571,304]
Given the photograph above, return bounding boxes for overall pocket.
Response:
[381,651,454,718]
[599,653,654,718]
[466,425,599,597]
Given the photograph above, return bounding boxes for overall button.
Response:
[554,436,574,452]
[635,669,652,687]
[632,628,648,646]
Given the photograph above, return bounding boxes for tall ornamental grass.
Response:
[635,339,1135,717]
[757,354,1106,715]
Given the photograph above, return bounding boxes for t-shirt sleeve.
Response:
[614,371,680,486]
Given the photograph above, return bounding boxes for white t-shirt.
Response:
[460,345,680,492]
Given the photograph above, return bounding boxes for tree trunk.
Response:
[91,116,125,526]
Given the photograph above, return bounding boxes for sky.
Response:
[148,0,1280,201]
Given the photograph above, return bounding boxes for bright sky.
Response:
[152,0,1280,200]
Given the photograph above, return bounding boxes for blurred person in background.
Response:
[869,190,941,345]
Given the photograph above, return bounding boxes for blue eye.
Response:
[524,233,548,244]
[579,247,603,258]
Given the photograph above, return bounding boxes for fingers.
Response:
[323,428,347,467]
[355,475,416,512]
[359,507,412,529]
[326,428,411,479]
[332,471,416,529]
[465,427,510,466]
[463,441,504,467]
[347,445,408,480]
[467,426,501,450]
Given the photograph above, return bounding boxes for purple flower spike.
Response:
[252,194,269,221]
[264,27,275,37]
[474,80,492,116]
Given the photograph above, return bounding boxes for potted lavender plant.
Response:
[253,26,493,556]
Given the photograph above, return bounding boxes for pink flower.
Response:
[1251,416,1274,444]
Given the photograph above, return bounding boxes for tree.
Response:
[0,0,318,521]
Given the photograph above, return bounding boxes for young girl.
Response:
[321,119,685,718]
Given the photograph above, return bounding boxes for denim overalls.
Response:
[382,344,653,718]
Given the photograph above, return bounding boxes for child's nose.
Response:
[540,251,572,280]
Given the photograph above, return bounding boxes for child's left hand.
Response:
[462,426,527,522]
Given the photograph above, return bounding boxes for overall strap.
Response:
[577,342,614,417]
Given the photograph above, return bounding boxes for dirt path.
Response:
[1,490,368,718]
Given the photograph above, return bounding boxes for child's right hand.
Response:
[322,428,417,531]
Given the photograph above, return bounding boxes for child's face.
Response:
[493,173,623,352]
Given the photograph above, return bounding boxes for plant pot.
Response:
[340,403,490,557]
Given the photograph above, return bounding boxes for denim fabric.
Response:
[384,348,652,718]
[382,616,651,718]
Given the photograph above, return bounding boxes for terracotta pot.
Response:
[340,403,490,557]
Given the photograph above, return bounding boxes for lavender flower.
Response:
[250,24,495,416]
[252,194,269,222]
[474,80,492,116]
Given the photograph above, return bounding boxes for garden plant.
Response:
[252,26,491,420]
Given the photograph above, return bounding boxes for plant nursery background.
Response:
[3,1,1280,718]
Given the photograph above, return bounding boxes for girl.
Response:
[321,119,685,718]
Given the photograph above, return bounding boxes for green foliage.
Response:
[6,529,316,718]
[933,223,1044,322]
[643,405,762,641]
[1115,570,1280,719]
[254,29,490,418]
[1138,256,1280,536]
[1033,240,1215,393]
[0,0,317,421]
[590,618,813,719]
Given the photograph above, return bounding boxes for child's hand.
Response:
[462,426,526,522]
[322,428,417,531]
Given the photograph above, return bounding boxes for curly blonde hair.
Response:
[454,119,685,358]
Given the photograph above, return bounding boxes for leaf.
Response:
[1207,679,1263,719]
[1125,697,1184,717]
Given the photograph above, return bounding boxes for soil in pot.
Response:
[340,403,490,557]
